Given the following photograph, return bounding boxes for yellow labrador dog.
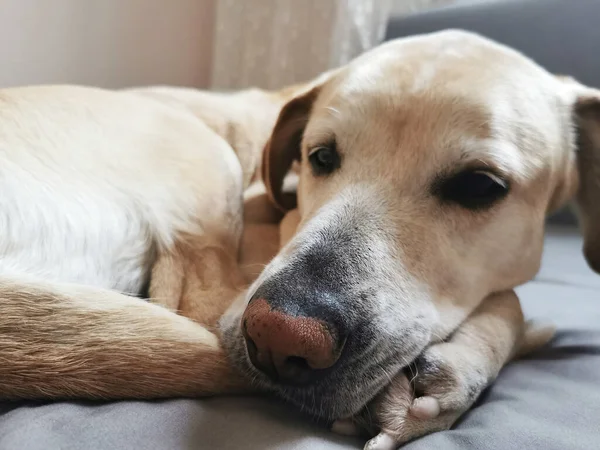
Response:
[0,30,598,449]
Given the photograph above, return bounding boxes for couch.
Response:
[1,0,599,448]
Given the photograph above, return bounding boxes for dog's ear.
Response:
[571,87,600,272]
[261,86,321,212]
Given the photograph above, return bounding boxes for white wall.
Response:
[0,0,215,89]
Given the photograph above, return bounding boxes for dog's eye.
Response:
[308,145,340,176]
[438,170,509,210]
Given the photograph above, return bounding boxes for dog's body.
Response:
[0,31,599,450]
[0,84,288,399]
[0,86,237,292]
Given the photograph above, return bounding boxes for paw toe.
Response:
[410,396,440,420]
[364,432,397,450]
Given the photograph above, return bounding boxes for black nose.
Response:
[242,298,345,385]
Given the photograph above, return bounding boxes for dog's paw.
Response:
[410,341,488,415]
[333,342,489,449]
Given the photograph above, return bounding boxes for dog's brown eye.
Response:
[308,144,340,176]
[438,170,509,210]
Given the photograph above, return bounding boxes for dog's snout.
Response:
[242,298,344,385]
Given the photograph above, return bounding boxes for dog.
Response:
[218,29,599,447]
[0,30,597,449]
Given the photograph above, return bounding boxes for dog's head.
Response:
[220,30,600,419]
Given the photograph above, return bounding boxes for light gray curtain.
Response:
[210,0,457,90]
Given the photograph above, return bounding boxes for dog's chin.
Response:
[219,313,429,420]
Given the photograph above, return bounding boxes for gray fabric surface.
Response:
[1,226,598,449]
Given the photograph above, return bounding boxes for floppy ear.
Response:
[261,86,321,212]
[571,89,600,273]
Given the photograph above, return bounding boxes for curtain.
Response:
[210,0,456,90]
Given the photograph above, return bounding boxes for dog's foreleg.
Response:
[0,276,247,401]
[358,290,555,450]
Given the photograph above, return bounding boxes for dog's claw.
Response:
[364,432,397,450]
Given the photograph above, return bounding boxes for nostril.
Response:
[244,332,279,380]
[286,356,310,369]
[279,356,313,384]
[245,334,258,362]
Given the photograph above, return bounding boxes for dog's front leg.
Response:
[334,290,555,449]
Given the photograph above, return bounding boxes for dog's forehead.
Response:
[341,30,553,93]
[307,31,567,180]
[326,31,558,115]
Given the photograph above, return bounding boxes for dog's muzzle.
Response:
[228,215,430,418]
[240,250,352,386]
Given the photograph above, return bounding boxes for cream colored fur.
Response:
[0,84,289,399]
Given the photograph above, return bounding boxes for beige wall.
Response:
[0,0,215,89]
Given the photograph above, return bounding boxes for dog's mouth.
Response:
[220,302,430,420]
